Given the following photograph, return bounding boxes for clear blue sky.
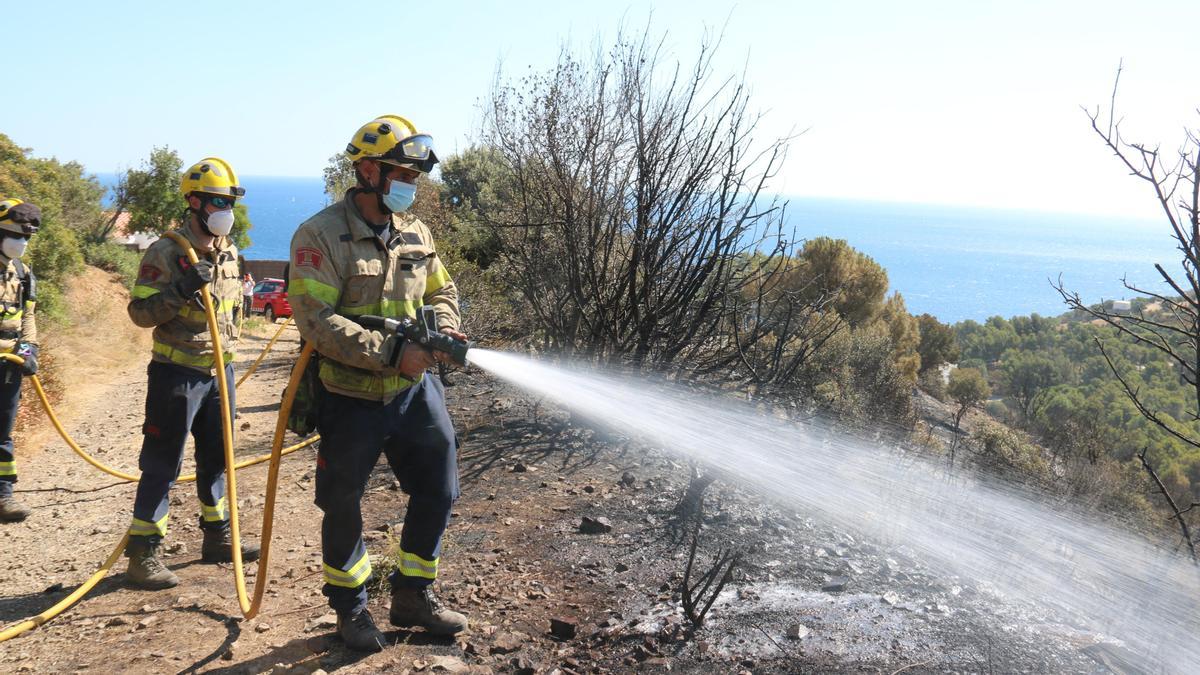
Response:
[7,1,1199,218]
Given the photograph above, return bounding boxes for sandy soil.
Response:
[0,270,1131,674]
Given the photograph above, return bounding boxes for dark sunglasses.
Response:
[206,196,236,209]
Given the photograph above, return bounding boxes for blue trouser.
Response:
[315,376,459,614]
[128,360,235,545]
[0,361,23,498]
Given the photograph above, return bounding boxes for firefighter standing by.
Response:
[0,199,41,522]
[123,158,259,589]
[289,115,468,651]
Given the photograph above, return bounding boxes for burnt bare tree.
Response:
[481,27,796,372]
[668,463,717,543]
[1054,63,1200,559]
[693,254,845,400]
[679,493,741,628]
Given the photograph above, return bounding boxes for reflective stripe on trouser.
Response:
[398,549,439,580]
[0,360,23,495]
[323,541,373,589]
[315,377,459,614]
[128,361,235,546]
[201,496,229,523]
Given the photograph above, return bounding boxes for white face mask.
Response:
[205,208,235,236]
[1,237,28,259]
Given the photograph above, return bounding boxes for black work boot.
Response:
[125,541,180,589]
[201,528,261,563]
[0,495,30,522]
[389,587,469,635]
[337,608,386,652]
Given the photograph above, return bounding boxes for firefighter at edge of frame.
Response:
[0,197,41,523]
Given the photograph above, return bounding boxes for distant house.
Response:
[106,212,159,252]
[1111,300,1132,314]
[105,211,287,281]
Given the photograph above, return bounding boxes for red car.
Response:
[250,278,291,322]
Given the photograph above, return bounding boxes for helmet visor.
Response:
[380,134,438,173]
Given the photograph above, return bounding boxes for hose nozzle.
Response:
[356,308,471,366]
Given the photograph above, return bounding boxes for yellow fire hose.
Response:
[0,534,131,640]
[0,234,316,638]
[237,316,292,388]
[165,231,262,618]
[0,314,313,482]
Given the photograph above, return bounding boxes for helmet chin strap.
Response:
[185,196,218,237]
[355,163,394,215]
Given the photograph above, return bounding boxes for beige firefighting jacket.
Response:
[128,225,241,373]
[0,254,36,354]
[289,194,460,403]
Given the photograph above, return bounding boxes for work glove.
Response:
[176,260,215,297]
[16,343,37,376]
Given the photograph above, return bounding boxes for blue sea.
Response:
[96,174,1177,324]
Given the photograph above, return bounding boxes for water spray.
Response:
[467,348,1200,672]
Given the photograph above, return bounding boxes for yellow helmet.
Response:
[0,198,41,236]
[180,157,245,198]
[344,115,438,173]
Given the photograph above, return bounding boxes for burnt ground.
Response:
[0,276,1138,674]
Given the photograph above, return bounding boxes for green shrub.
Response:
[33,281,67,326]
[27,220,84,322]
[83,241,142,288]
[984,399,1009,420]
[972,420,1051,483]
[918,368,947,401]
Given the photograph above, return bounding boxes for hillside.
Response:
[0,266,1146,674]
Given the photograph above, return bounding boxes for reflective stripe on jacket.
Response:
[289,194,460,403]
[0,255,35,354]
[128,226,241,373]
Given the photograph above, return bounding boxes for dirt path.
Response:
[0,314,330,672]
[0,275,1131,674]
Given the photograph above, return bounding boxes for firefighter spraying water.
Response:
[286,114,471,651]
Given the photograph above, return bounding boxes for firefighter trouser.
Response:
[127,361,235,546]
[315,376,459,614]
[0,362,22,498]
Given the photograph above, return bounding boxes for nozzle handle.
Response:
[356,315,404,333]
[353,314,471,367]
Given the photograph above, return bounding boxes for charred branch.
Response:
[1095,339,1200,450]
[680,495,742,628]
[1137,448,1198,565]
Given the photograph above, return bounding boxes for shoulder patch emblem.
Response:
[138,264,162,282]
[177,256,192,271]
[295,247,323,270]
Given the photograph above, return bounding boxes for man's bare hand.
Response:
[398,343,437,378]
[433,327,469,364]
